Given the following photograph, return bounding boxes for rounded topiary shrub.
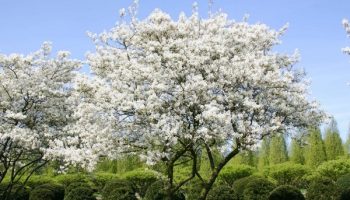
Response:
[30,183,64,200]
[268,185,305,200]
[232,175,262,199]
[65,181,92,195]
[242,178,275,200]
[89,173,119,191]
[123,169,159,197]
[207,185,238,200]
[306,177,340,200]
[219,164,255,187]
[102,179,137,200]
[64,187,95,200]
[0,183,30,200]
[29,188,55,200]
[144,180,185,200]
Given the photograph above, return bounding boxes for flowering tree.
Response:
[342,19,350,54]
[0,43,80,199]
[70,8,324,199]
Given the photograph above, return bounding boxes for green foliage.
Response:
[143,180,185,200]
[30,183,64,200]
[268,185,305,200]
[54,174,88,187]
[219,164,255,186]
[269,134,289,165]
[123,169,159,197]
[101,179,136,200]
[65,182,91,195]
[182,178,203,200]
[64,187,96,200]
[315,159,350,181]
[290,139,305,165]
[336,173,350,190]
[242,178,275,200]
[265,163,310,186]
[306,177,340,200]
[305,127,326,168]
[232,175,263,199]
[0,183,30,200]
[89,172,120,191]
[258,137,270,169]
[340,188,350,200]
[29,188,55,200]
[324,119,344,160]
[207,185,238,200]
[26,175,55,189]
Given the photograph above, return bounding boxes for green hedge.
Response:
[242,177,275,200]
[64,187,96,200]
[306,177,340,200]
[123,169,159,197]
[264,163,310,187]
[30,183,64,200]
[207,184,238,200]
[144,180,185,200]
[219,164,255,186]
[268,185,304,200]
[102,179,136,200]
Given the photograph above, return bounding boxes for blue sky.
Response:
[1,0,350,139]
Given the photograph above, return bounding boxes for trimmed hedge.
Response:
[0,183,30,200]
[242,178,275,200]
[144,180,185,200]
[123,169,159,197]
[233,175,262,199]
[264,163,310,187]
[30,183,64,200]
[268,185,305,200]
[219,164,255,186]
[306,177,340,200]
[336,173,350,190]
[207,185,238,200]
[29,188,55,200]
[64,186,96,200]
[102,179,137,200]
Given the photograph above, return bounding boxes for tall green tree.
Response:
[258,137,271,169]
[269,134,289,165]
[305,127,327,168]
[344,123,350,156]
[290,138,305,164]
[324,118,344,160]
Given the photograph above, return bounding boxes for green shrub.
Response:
[29,188,55,200]
[315,159,350,181]
[242,178,275,200]
[336,173,350,190]
[306,177,340,200]
[207,185,238,200]
[0,183,30,200]
[143,180,185,200]
[64,187,95,200]
[265,163,310,187]
[232,175,262,199]
[182,178,204,200]
[102,179,136,200]
[26,175,55,189]
[31,183,64,200]
[123,169,159,197]
[219,164,255,186]
[89,172,119,191]
[65,181,91,195]
[340,188,350,200]
[268,185,305,200]
[54,174,88,187]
